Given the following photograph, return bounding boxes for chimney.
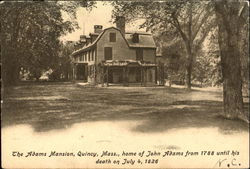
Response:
[94,25,103,33]
[80,35,86,42]
[86,36,91,45]
[80,35,86,46]
[74,41,81,50]
[115,16,125,35]
[89,33,98,43]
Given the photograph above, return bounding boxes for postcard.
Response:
[1,0,249,168]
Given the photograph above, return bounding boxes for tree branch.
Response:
[188,2,193,42]
[214,1,231,34]
[192,4,213,42]
[238,2,248,26]
[194,20,216,54]
[171,13,188,42]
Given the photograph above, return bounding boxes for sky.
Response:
[61,1,145,42]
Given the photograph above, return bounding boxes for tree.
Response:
[192,48,221,87]
[214,0,248,120]
[59,41,75,80]
[0,1,95,85]
[204,28,223,87]
[160,39,186,86]
[48,41,75,81]
[111,1,216,89]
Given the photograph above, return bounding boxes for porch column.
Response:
[106,66,109,87]
[75,64,78,80]
[101,66,104,87]
[85,64,88,82]
[126,67,129,86]
[144,67,147,87]
[123,67,126,86]
[155,66,157,84]
[141,66,143,86]
[72,64,75,80]
[93,64,96,85]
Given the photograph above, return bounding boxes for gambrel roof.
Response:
[72,27,156,56]
[125,32,156,48]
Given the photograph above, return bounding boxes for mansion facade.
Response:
[71,17,157,86]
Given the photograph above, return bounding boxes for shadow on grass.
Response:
[130,101,249,135]
[2,82,249,134]
[4,100,248,134]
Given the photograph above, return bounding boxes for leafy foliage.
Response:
[0,1,95,85]
[192,49,221,87]
[160,39,186,85]
[111,1,216,89]
[48,41,75,81]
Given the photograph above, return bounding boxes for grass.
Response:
[2,81,249,134]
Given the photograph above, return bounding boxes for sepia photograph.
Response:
[1,0,249,168]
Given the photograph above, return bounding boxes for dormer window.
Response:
[132,33,139,43]
[110,33,116,42]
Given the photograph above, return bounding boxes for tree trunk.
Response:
[2,49,20,86]
[215,1,244,119]
[219,36,244,118]
[1,11,21,86]
[185,47,193,89]
[185,63,192,89]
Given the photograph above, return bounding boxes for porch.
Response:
[72,63,88,81]
[99,60,157,87]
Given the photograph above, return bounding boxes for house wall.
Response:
[96,28,135,63]
[142,48,156,62]
[73,47,97,83]
[96,28,156,63]
[73,27,157,84]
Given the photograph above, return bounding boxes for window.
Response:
[136,49,143,61]
[132,33,139,43]
[110,33,116,42]
[104,47,112,60]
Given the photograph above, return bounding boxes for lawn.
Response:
[2,82,249,168]
[2,81,248,134]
